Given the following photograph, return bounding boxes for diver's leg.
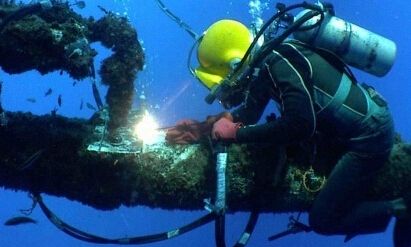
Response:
[309,151,392,235]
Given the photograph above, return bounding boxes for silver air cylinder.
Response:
[293,10,396,77]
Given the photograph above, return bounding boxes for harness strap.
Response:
[315,73,352,118]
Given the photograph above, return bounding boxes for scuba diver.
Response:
[165,2,411,244]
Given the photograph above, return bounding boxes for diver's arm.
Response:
[231,79,271,125]
[236,48,316,145]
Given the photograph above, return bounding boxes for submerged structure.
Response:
[1,0,411,236]
[1,110,411,212]
[0,1,144,135]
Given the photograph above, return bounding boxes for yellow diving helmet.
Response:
[195,19,252,89]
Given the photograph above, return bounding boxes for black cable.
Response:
[34,193,218,245]
[231,2,320,76]
[240,3,324,75]
[187,35,203,78]
[155,0,199,40]
[233,211,259,247]
[250,9,324,69]
[215,215,226,247]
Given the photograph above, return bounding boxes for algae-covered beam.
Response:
[1,111,411,213]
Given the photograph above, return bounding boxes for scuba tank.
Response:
[158,0,397,106]
[293,3,396,77]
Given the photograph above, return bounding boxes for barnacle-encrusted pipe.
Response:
[0,112,410,212]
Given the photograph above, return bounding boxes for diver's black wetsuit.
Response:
[232,40,395,236]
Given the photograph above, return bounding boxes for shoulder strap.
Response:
[286,40,358,84]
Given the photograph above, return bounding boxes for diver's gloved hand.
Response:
[211,118,242,141]
[165,112,234,144]
[165,119,209,144]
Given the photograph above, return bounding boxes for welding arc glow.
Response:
[133,111,160,144]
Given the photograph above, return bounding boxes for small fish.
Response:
[75,0,86,9]
[57,94,62,107]
[44,88,52,97]
[79,98,84,110]
[4,216,37,226]
[26,98,36,103]
[86,102,97,111]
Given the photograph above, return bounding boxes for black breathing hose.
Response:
[232,2,324,77]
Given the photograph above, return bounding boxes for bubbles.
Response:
[139,93,146,101]
[248,0,270,30]
[113,0,130,18]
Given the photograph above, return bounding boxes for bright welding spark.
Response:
[133,111,160,145]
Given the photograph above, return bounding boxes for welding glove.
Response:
[211,117,242,141]
[166,112,235,144]
[165,119,209,144]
